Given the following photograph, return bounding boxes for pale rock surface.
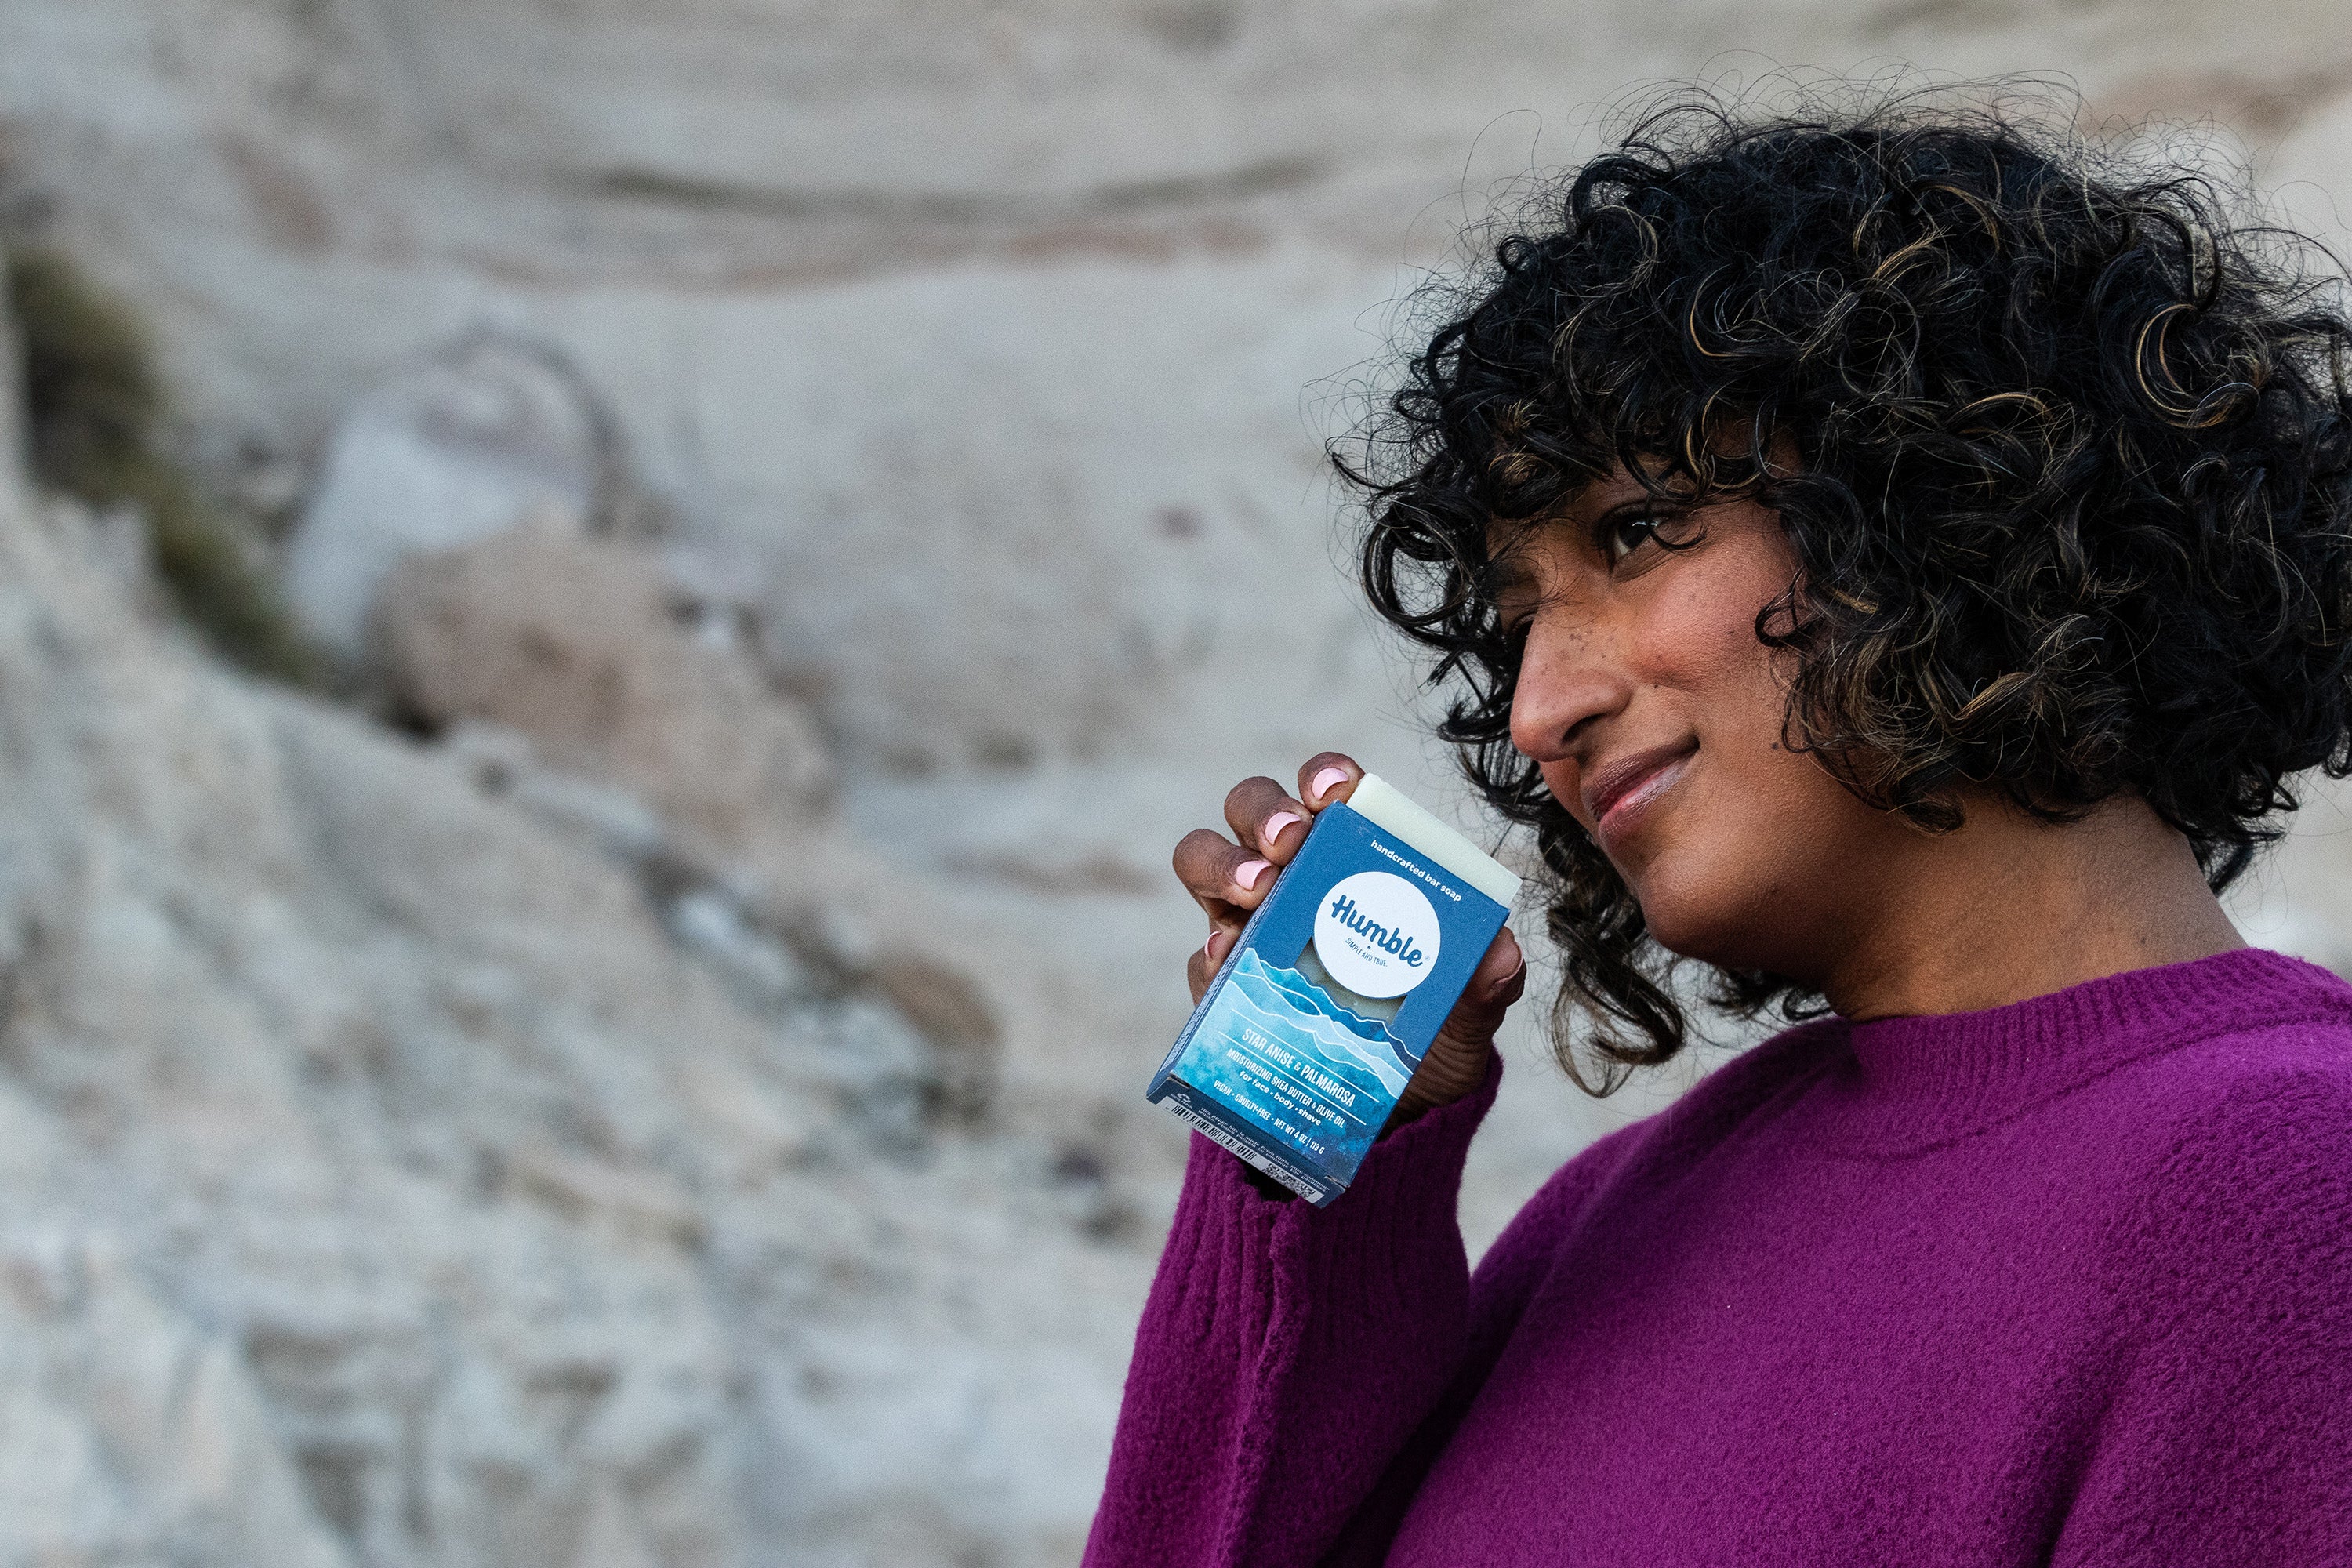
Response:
[0,1100,353,1568]
[0,277,1147,1566]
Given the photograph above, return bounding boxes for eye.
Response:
[1487,565,1539,652]
[1490,597,1532,656]
[1602,514,1661,564]
[1597,508,1699,568]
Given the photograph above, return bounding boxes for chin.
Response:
[1621,848,1787,972]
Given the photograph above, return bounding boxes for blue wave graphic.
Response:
[1251,956,1423,1080]
[1207,951,1413,1102]
[1253,960,1392,1044]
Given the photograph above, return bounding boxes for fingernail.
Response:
[1490,958,1526,995]
[1261,810,1305,844]
[1310,767,1350,802]
[1203,931,1218,958]
[1233,858,1271,891]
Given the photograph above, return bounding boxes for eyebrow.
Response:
[1487,557,1537,600]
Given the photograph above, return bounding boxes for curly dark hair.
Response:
[1340,82,2352,1091]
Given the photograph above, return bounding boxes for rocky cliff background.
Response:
[2,4,2351,1565]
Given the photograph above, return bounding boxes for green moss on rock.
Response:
[6,247,320,684]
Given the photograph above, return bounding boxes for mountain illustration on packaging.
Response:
[1199,949,1414,1102]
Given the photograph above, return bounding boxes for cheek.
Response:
[1612,549,1841,948]
[1528,554,1790,820]
[1633,561,1786,738]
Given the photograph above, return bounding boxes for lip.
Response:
[1582,741,1698,840]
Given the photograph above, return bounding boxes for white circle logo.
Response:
[1312,871,1443,1000]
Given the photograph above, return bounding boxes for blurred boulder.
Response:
[285,335,612,658]
[375,519,833,855]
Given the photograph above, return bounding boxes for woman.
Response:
[1085,91,2352,1566]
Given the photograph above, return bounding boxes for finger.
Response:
[1223,776,1312,864]
[1388,929,1526,1124]
[1297,752,1363,811]
[1187,925,1239,1004]
[1171,827,1277,919]
[1432,927,1528,1055]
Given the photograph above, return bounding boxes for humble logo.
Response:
[1312,871,1442,999]
[1324,894,1427,967]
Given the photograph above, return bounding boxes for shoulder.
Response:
[2137,1021,2352,1214]
[1468,1111,1651,1305]
[2019,947,2352,1168]
[2096,986,2352,1324]
[1483,1017,1846,1262]
[2103,949,2352,1161]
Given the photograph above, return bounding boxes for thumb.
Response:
[1431,927,1527,1058]
[1388,929,1526,1131]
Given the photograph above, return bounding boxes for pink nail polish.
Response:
[1261,810,1305,844]
[1234,858,1272,891]
[1310,766,1350,802]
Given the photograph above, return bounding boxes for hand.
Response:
[1171,751,1526,1132]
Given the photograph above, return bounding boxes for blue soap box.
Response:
[1147,774,1522,1205]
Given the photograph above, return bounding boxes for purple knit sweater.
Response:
[1084,946,2352,1566]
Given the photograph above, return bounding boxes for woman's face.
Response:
[1494,464,1907,982]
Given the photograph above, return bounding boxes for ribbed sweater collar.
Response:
[1817,946,2352,1151]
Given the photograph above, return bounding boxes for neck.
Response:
[1820,791,2246,1023]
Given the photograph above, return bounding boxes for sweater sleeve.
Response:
[2053,1059,2352,1566]
[1318,1108,1647,1564]
[1080,1055,1504,1568]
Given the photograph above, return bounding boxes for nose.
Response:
[1508,610,1630,765]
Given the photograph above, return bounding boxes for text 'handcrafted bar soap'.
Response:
[1146,774,1522,1205]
